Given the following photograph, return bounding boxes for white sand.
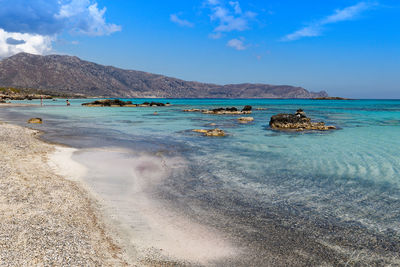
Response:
[0,122,131,266]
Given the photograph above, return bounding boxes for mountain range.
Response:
[0,53,328,98]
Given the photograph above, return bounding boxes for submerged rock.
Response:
[27,118,42,124]
[238,117,254,123]
[269,109,336,131]
[183,109,205,112]
[192,128,226,137]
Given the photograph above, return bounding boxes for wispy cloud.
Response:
[208,32,222,39]
[229,1,242,14]
[227,38,246,50]
[283,2,376,41]
[206,0,257,37]
[170,14,194,27]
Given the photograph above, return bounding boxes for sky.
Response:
[0,0,399,98]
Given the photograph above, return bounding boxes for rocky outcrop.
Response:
[269,109,336,131]
[242,105,252,112]
[0,87,54,101]
[184,106,252,115]
[27,118,42,124]
[192,128,226,137]
[82,99,170,107]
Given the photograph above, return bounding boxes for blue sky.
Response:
[0,0,399,98]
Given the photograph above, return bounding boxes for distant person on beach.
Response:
[66,100,71,106]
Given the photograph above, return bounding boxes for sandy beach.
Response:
[0,121,131,266]
[0,116,238,267]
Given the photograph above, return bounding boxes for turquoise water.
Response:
[1,98,400,265]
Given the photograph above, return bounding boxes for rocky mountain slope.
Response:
[0,53,328,98]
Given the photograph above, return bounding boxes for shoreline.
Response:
[1,101,399,266]
[0,120,237,266]
[0,121,134,265]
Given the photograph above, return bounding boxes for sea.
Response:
[1,98,399,266]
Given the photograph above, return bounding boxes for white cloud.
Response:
[57,1,121,36]
[207,1,257,35]
[284,25,322,41]
[56,0,90,18]
[322,2,372,24]
[170,14,194,27]
[283,2,376,41]
[227,38,246,50]
[0,29,53,58]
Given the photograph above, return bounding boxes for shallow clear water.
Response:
[1,98,400,265]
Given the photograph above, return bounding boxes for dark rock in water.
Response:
[82,99,169,107]
[295,109,306,118]
[242,105,252,112]
[269,110,336,131]
[225,107,238,112]
[313,97,351,100]
[212,108,225,113]
[184,106,252,115]
[150,101,165,106]
[82,99,126,106]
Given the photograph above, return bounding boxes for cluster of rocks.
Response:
[313,97,350,100]
[192,128,226,137]
[1,87,55,101]
[269,109,336,131]
[82,99,171,107]
[184,105,252,115]
[0,94,53,101]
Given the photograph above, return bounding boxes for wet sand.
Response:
[67,148,240,266]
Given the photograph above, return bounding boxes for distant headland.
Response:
[0,53,328,99]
